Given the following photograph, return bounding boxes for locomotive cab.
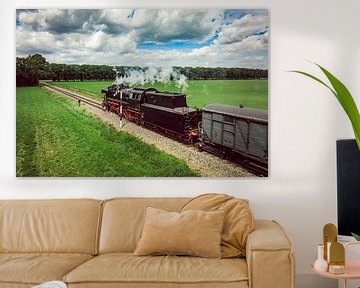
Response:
[123,88,146,110]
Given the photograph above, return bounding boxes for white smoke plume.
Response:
[113,67,188,91]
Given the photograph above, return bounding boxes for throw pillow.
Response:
[134,207,225,258]
[181,193,254,258]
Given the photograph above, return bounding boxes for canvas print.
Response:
[16,9,269,177]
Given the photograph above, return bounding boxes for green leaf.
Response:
[316,65,360,150]
[289,70,337,98]
[290,64,360,150]
[351,232,360,241]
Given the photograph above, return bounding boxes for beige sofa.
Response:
[0,198,295,288]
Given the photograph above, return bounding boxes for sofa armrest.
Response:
[246,220,295,288]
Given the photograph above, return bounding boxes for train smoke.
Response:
[113,67,188,91]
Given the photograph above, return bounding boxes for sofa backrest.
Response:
[99,197,190,253]
[0,199,102,255]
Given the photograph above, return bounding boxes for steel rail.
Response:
[40,82,103,110]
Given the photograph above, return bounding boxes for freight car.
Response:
[102,84,201,143]
[199,104,268,175]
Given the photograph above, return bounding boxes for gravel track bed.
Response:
[45,86,254,177]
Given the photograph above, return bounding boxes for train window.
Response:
[224,115,234,123]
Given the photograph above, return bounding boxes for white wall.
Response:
[1,1,360,287]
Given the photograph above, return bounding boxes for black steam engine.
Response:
[102,84,201,143]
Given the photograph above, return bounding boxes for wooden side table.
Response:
[311,242,360,288]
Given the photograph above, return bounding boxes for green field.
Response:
[16,87,198,177]
[50,79,268,110]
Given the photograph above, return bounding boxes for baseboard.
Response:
[296,273,337,288]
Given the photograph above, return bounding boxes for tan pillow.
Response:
[134,207,225,258]
[181,193,254,258]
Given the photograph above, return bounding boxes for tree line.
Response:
[16,54,48,86]
[16,54,268,87]
[175,66,267,80]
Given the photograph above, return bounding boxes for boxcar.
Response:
[200,104,268,163]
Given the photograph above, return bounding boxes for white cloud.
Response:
[16,27,57,54]
[100,9,134,27]
[18,9,222,43]
[18,10,48,31]
[213,14,268,58]
[129,9,222,43]
[99,9,222,43]
[188,45,217,57]
[217,14,268,44]
[16,9,268,69]
[18,10,100,34]
[219,32,268,53]
[86,31,108,50]
[85,30,137,54]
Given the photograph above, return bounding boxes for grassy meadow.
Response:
[16,87,198,177]
[50,79,268,110]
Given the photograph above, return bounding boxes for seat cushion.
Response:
[64,253,248,287]
[0,199,103,254]
[0,253,93,285]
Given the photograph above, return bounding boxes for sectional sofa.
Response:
[0,198,294,288]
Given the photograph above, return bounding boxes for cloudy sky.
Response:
[16,9,268,69]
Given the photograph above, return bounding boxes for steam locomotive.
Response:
[102,84,268,175]
[101,84,201,143]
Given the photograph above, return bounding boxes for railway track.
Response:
[40,82,265,176]
[40,82,103,110]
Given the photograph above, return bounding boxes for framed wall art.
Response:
[16,9,269,177]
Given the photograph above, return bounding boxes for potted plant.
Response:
[292,64,360,241]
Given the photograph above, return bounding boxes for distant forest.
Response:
[16,54,268,87]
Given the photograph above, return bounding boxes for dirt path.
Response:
[44,85,254,177]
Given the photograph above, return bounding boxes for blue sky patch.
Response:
[137,27,221,51]
[137,39,211,51]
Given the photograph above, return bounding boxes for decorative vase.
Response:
[314,244,328,272]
